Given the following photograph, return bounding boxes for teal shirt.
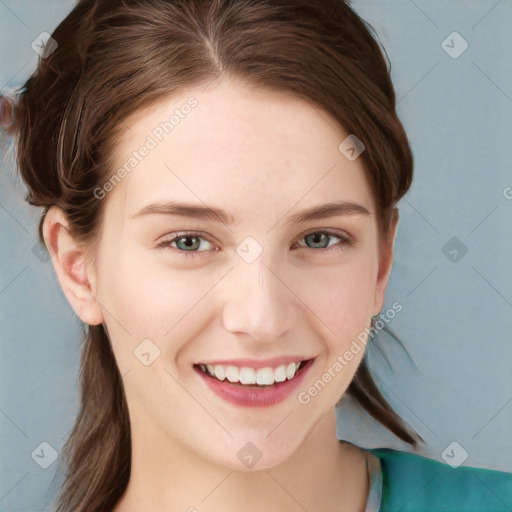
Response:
[365,447,512,512]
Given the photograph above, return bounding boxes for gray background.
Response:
[1,0,511,510]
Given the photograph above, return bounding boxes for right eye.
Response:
[156,232,218,258]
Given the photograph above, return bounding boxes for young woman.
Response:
[5,0,511,511]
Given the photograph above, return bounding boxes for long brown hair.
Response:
[6,0,421,510]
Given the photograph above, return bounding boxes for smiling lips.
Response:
[197,361,303,386]
[194,356,314,406]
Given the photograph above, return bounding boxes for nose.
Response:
[220,255,295,343]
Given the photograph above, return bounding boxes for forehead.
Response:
[108,79,374,220]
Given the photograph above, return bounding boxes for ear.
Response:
[372,212,399,316]
[42,206,104,325]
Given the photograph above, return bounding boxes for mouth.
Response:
[193,359,314,407]
[194,360,310,387]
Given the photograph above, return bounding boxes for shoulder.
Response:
[367,447,512,512]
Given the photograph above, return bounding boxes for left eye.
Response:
[292,231,354,251]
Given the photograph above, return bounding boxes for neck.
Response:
[114,410,369,512]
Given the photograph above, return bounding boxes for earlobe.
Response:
[42,206,104,326]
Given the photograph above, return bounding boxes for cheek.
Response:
[96,248,221,355]
[293,252,378,345]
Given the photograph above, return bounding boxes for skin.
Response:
[44,77,397,511]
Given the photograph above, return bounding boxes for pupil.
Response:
[308,233,327,248]
[179,237,198,250]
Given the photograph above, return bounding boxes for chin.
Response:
[213,449,295,472]
[203,429,305,472]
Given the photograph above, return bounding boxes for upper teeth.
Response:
[201,362,301,385]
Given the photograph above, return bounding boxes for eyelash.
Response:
[292,230,355,252]
[156,232,216,259]
[156,230,354,258]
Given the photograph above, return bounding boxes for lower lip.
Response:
[195,360,314,407]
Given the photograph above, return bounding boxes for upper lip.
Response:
[194,356,314,369]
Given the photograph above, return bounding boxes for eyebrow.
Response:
[130,200,370,225]
[285,201,370,224]
[130,201,240,225]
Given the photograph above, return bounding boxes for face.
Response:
[60,78,394,470]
